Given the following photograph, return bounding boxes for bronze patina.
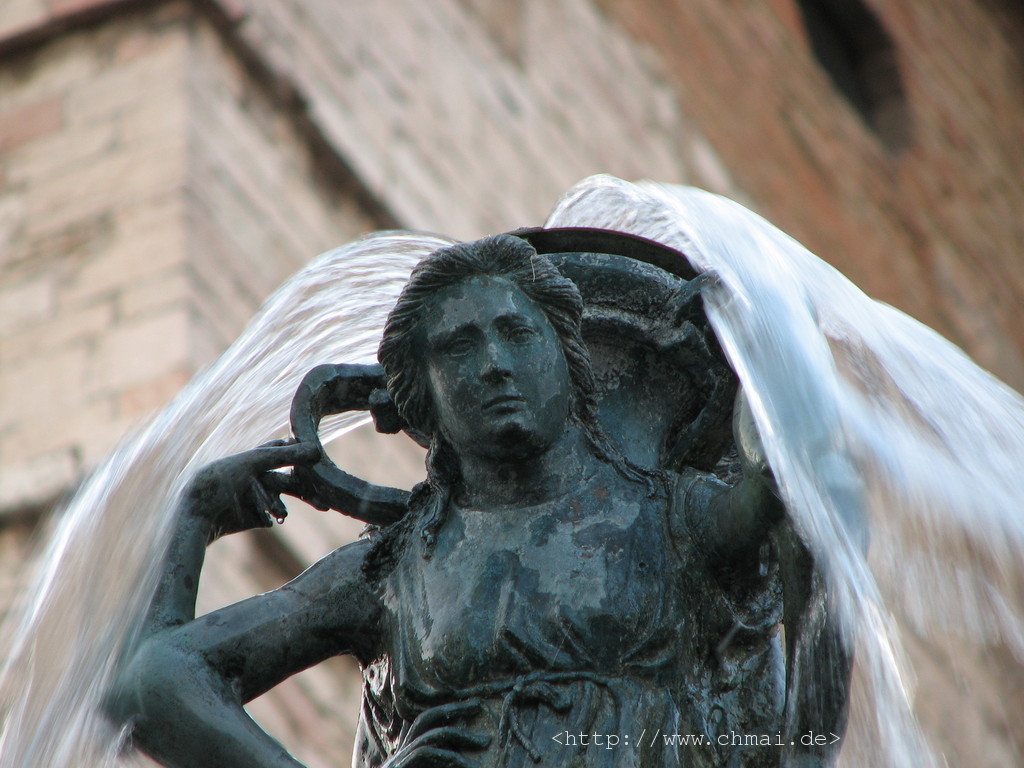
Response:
[108,231,851,767]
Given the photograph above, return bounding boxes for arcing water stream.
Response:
[548,175,1024,766]
[2,175,1022,767]
[0,231,455,767]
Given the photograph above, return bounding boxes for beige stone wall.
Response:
[183,17,383,363]
[0,1,398,516]
[0,9,190,513]
[0,7,393,763]
[227,0,729,238]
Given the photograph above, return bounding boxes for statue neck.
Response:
[453,424,599,510]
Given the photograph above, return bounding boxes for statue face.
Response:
[418,276,572,462]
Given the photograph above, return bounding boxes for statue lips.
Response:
[482,393,526,413]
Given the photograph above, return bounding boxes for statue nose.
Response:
[482,341,513,382]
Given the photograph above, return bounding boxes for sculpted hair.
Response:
[379,234,595,437]
[371,234,661,564]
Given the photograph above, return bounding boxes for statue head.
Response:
[372,234,662,558]
[379,234,598,453]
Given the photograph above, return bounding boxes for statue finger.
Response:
[406,699,483,741]
[243,441,322,473]
[247,478,278,528]
[262,471,329,511]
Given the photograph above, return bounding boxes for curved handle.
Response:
[289,363,411,526]
[508,226,698,281]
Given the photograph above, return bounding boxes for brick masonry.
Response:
[0,9,191,513]
[0,8,388,762]
[597,0,1024,388]
[0,4,386,513]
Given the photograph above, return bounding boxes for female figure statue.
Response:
[109,233,842,767]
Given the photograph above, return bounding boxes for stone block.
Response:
[118,266,190,320]
[24,132,186,240]
[0,273,55,334]
[0,96,62,152]
[1,211,113,283]
[48,0,115,16]
[60,195,186,306]
[0,301,113,365]
[117,82,187,146]
[0,521,36,622]
[0,188,25,252]
[0,447,77,514]
[0,396,113,467]
[0,0,47,41]
[89,307,190,394]
[63,31,188,128]
[0,34,101,111]
[0,343,89,432]
[6,118,118,187]
[75,410,145,467]
[118,368,190,420]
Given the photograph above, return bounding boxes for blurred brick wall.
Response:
[0,5,386,765]
[0,3,386,515]
[598,0,1024,388]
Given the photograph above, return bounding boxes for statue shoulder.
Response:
[669,466,730,511]
[284,537,386,658]
[665,467,729,546]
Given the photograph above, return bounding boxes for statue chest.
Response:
[383,483,677,689]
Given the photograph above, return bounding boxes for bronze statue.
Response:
[108,231,851,767]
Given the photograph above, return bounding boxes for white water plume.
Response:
[0,231,455,768]
[547,174,1024,767]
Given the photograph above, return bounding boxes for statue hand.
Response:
[183,439,322,543]
[730,388,785,540]
[386,699,490,768]
[734,389,769,479]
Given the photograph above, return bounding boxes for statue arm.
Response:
[684,385,868,563]
[107,443,385,768]
[682,391,785,566]
[140,440,324,634]
[677,469,783,571]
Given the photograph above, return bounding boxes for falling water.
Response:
[547,174,1024,767]
[0,230,455,768]
[2,174,1023,768]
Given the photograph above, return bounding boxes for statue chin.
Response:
[453,418,566,465]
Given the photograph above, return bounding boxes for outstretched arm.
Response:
[685,387,868,567]
[107,443,383,768]
[683,391,785,568]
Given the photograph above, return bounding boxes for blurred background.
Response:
[0,1,1021,765]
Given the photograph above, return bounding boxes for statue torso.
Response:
[360,465,783,768]
[391,466,676,689]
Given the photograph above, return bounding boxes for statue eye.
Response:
[441,337,475,357]
[508,326,537,344]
